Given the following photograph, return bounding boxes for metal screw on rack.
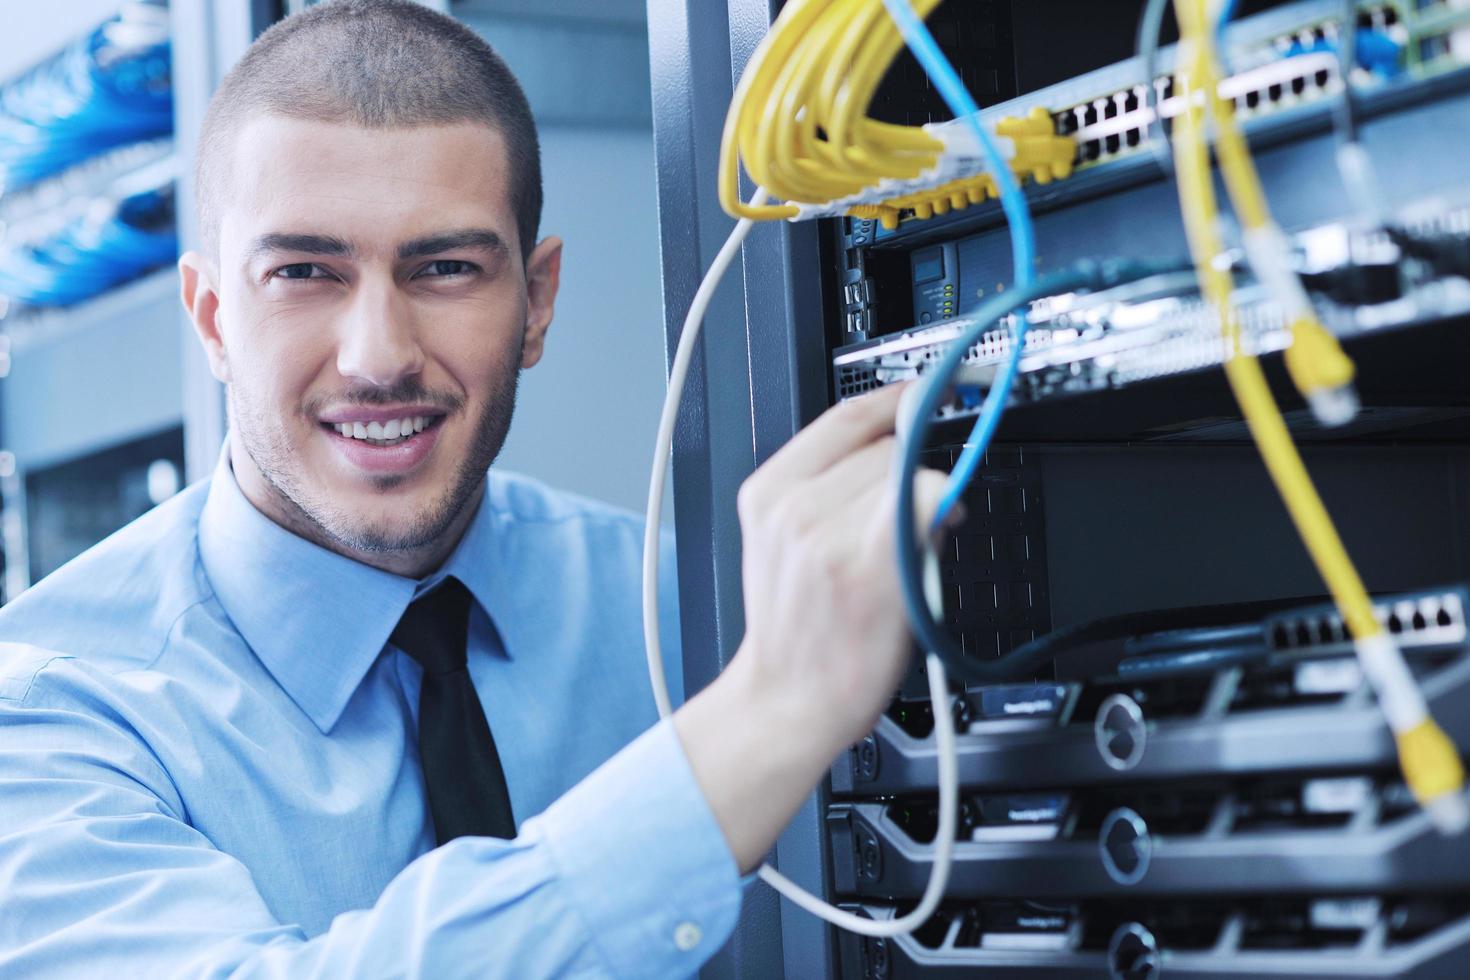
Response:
[1108,922,1161,980]
[1095,692,1147,771]
[1100,807,1152,886]
[853,735,879,782]
[863,935,891,980]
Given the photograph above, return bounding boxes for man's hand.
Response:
[674,384,948,872]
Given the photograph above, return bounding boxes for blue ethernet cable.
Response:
[0,10,173,191]
[1216,0,1241,48]
[878,0,1038,527]
[0,185,177,308]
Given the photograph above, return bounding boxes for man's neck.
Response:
[227,436,481,580]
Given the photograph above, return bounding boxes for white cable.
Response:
[756,652,956,937]
[642,188,959,937]
[641,188,767,720]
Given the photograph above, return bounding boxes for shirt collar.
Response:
[415,488,499,633]
[197,446,504,734]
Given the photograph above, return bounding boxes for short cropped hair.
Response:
[195,0,541,260]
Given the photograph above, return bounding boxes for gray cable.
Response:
[1136,0,1174,178]
[1332,0,1388,223]
[1336,0,1361,144]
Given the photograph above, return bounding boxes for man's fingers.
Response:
[912,468,950,542]
[830,464,952,565]
[804,434,897,502]
[755,384,907,488]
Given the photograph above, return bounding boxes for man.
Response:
[0,2,945,976]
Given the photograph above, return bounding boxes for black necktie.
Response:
[391,576,516,844]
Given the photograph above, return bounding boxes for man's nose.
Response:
[335,277,426,387]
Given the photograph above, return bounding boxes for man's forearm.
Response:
[673,644,848,874]
[673,385,947,875]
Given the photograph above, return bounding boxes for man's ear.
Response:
[179,250,230,384]
[521,236,563,370]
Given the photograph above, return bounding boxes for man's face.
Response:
[181,116,559,563]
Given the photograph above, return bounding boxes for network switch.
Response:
[835,587,1470,796]
[831,771,1470,899]
[833,196,1470,436]
[838,892,1470,978]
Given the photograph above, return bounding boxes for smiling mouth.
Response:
[321,414,445,447]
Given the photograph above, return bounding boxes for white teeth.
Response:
[329,415,431,444]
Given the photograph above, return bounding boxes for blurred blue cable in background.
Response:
[0,3,173,193]
[0,3,176,310]
[0,184,178,308]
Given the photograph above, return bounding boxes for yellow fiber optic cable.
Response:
[717,0,1074,224]
[1204,19,1359,425]
[717,0,809,219]
[721,0,947,217]
[1170,0,1466,830]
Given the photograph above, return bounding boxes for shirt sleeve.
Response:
[0,656,742,980]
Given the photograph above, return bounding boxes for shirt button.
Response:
[673,921,703,952]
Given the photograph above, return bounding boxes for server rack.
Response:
[648,2,1470,977]
[0,1,281,603]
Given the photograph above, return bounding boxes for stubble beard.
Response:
[230,370,519,558]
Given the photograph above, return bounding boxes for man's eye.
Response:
[273,263,325,281]
[420,260,477,278]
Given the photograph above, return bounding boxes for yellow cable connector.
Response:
[1398,720,1470,828]
[997,106,1077,185]
[872,110,1075,225]
[846,204,902,230]
[1282,316,1359,425]
[1204,29,1361,428]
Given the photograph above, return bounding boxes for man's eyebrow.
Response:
[246,233,355,261]
[397,230,509,260]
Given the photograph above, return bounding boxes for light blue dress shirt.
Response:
[0,451,741,977]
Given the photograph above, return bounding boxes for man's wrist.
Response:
[672,642,848,873]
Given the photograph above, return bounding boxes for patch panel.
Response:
[865,0,1470,242]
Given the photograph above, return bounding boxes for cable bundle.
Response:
[0,183,177,308]
[0,2,173,193]
[1168,0,1465,833]
[717,0,1074,227]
